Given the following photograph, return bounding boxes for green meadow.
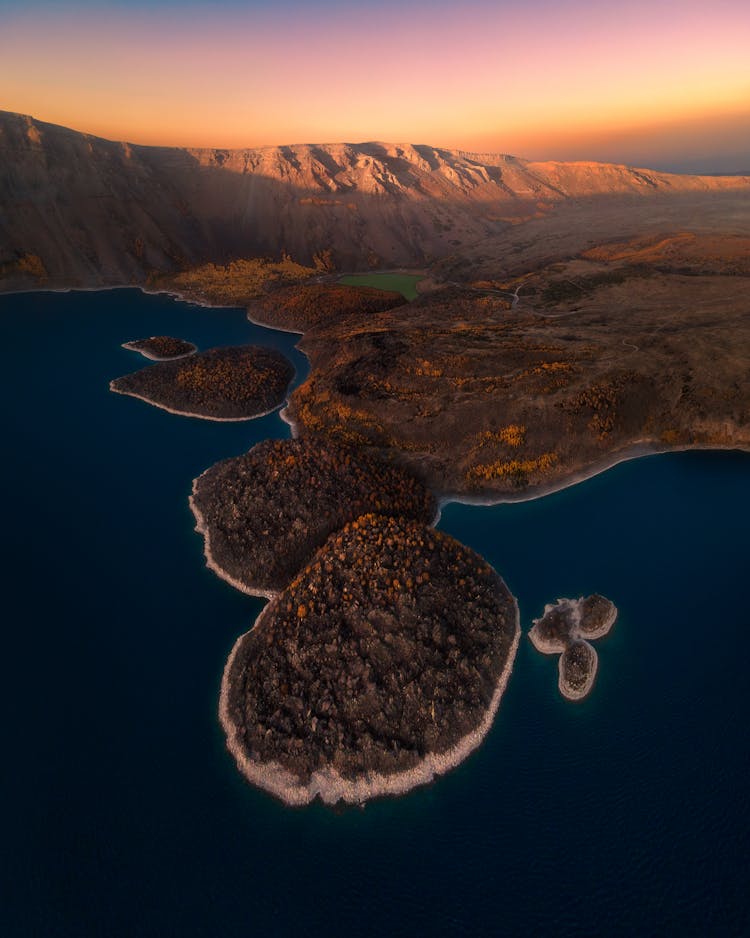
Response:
[339,272,423,300]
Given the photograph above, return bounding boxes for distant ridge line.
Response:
[2,108,750,291]
[456,151,518,166]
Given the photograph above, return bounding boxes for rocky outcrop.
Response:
[529,595,617,700]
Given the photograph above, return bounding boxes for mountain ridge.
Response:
[5,109,747,185]
[1,110,749,290]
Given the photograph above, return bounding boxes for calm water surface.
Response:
[1,289,748,936]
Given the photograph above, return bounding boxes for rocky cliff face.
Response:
[1,110,748,290]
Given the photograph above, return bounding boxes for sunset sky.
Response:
[1,0,748,171]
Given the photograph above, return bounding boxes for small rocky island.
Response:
[220,513,520,805]
[528,595,617,700]
[190,437,436,596]
[122,335,197,360]
[559,641,598,700]
[110,344,294,420]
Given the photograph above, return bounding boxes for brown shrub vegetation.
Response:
[112,345,293,419]
[223,514,518,784]
[192,437,436,592]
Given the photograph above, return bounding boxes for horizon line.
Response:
[4,109,749,179]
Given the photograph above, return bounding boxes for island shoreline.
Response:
[109,380,287,422]
[122,338,197,361]
[529,597,616,701]
[218,588,521,807]
[188,481,280,601]
[558,644,598,701]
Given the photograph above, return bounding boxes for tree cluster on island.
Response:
[252,283,405,333]
[189,434,519,803]
[111,345,294,419]
[123,335,197,360]
[528,595,617,701]
[222,513,518,799]
[192,436,437,593]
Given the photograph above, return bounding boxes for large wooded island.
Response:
[220,514,520,805]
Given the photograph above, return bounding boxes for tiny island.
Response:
[190,437,436,596]
[528,595,617,700]
[110,344,294,420]
[220,513,520,806]
[122,335,197,360]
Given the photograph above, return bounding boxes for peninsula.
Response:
[264,249,750,500]
[220,513,520,805]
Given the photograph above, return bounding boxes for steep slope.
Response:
[1,110,749,291]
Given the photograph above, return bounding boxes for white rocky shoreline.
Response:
[219,592,521,807]
[121,338,198,361]
[188,476,279,601]
[108,379,287,422]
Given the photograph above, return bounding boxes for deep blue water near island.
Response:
[1,288,749,937]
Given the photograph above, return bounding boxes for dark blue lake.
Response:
[1,288,748,937]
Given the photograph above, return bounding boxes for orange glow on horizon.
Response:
[1,1,748,168]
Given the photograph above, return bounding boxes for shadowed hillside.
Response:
[2,110,749,292]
